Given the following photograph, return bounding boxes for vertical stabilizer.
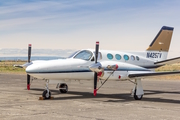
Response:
[146,26,174,61]
[147,26,174,52]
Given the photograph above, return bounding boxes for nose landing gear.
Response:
[42,80,51,99]
[42,89,51,99]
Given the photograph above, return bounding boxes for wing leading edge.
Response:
[128,71,180,78]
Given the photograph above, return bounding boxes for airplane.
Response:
[14,26,180,100]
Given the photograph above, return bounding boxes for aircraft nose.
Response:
[26,65,38,73]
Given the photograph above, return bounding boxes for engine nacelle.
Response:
[89,62,104,73]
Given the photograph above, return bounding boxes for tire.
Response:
[134,89,143,100]
[59,83,68,93]
[42,90,51,99]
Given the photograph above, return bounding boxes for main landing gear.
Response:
[42,80,51,99]
[131,78,144,100]
[57,83,68,93]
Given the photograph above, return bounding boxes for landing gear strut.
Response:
[59,83,68,93]
[132,79,144,100]
[42,80,51,99]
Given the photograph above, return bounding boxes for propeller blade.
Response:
[95,41,99,63]
[94,41,99,96]
[27,74,30,90]
[27,44,31,90]
[28,44,31,63]
[94,72,98,96]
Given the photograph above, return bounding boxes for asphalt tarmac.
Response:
[0,73,180,120]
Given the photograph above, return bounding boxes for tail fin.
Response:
[147,26,174,52]
[146,26,174,61]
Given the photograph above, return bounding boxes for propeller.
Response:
[94,41,99,96]
[27,44,31,90]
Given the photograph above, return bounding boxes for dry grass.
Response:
[154,64,180,80]
[156,63,180,71]
[0,61,26,74]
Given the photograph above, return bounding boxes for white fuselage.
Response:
[26,49,167,81]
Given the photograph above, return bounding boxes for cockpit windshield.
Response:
[74,50,93,61]
[67,50,80,58]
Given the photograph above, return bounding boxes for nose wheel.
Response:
[42,80,51,99]
[59,83,68,93]
[42,90,51,99]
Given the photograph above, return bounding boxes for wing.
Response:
[154,57,180,65]
[128,71,180,78]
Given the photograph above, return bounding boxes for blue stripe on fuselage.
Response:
[27,68,150,74]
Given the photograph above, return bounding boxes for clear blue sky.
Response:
[0,0,180,57]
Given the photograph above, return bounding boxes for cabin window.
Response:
[123,55,129,61]
[115,54,121,60]
[93,52,102,60]
[107,53,113,60]
[136,56,140,61]
[74,50,93,61]
[98,52,102,60]
[131,55,135,61]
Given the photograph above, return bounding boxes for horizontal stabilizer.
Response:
[154,57,180,65]
[128,71,180,78]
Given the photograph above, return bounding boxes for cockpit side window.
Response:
[91,57,95,61]
[68,50,80,58]
[74,50,93,61]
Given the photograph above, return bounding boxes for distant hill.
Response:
[0,56,65,61]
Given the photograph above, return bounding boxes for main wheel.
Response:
[134,89,143,100]
[59,83,68,93]
[42,90,51,99]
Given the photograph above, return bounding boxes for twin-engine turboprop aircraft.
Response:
[15,26,180,100]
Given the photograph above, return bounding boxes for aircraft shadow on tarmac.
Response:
[29,88,180,104]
